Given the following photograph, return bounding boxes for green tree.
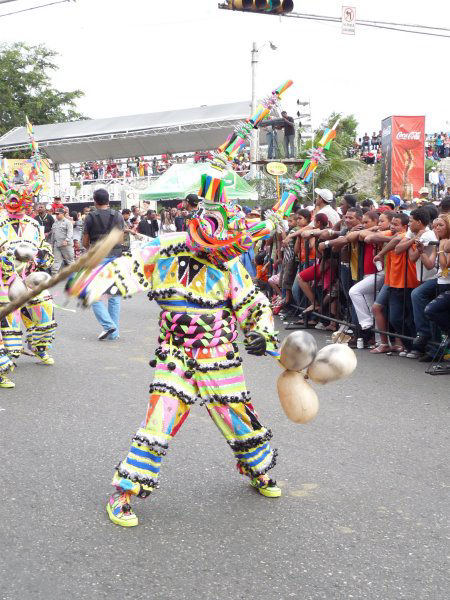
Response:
[252,113,362,206]
[0,42,85,138]
[300,112,361,202]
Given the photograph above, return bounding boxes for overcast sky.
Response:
[2,0,449,137]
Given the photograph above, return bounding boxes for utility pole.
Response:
[249,42,258,179]
[249,41,277,178]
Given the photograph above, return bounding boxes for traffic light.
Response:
[225,1,294,15]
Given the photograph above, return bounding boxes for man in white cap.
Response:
[428,167,439,200]
[314,188,340,226]
[417,186,430,204]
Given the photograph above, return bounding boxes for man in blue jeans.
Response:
[82,189,125,340]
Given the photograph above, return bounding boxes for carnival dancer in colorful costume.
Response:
[0,119,56,388]
[66,82,295,527]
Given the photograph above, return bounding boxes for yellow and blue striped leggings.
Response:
[114,342,277,497]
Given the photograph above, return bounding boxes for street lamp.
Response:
[249,40,277,178]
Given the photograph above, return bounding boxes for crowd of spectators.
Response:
[426,132,450,160]
[249,188,450,372]
[347,131,382,164]
[71,156,176,181]
[71,149,251,184]
[348,130,450,167]
[26,194,200,275]
[428,166,447,201]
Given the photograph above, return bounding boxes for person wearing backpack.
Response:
[82,189,125,340]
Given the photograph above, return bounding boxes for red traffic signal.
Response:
[226,1,294,15]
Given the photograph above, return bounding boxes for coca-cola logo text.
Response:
[396,131,421,141]
[382,126,391,137]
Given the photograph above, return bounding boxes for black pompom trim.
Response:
[236,448,278,478]
[149,382,197,405]
[116,466,160,489]
[227,429,273,452]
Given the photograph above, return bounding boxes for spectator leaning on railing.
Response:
[424,232,450,339]
[280,209,314,314]
[409,213,450,360]
[353,211,395,344]
[369,212,418,354]
[394,207,437,355]
[366,213,407,353]
[276,212,299,314]
[316,207,364,328]
[295,213,332,325]
[346,210,382,347]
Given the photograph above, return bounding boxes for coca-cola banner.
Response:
[392,116,425,200]
[380,115,425,200]
[380,117,392,199]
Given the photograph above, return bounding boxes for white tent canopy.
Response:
[0,101,251,164]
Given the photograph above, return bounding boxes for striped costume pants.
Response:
[0,286,56,373]
[113,342,277,497]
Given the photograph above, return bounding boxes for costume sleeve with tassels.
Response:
[228,258,278,354]
[67,237,161,305]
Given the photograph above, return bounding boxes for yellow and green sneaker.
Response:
[35,351,54,366]
[0,375,15,389]
[250,475,281,498]
[106,490,138,527]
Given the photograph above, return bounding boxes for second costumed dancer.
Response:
[67,82,300,527]
[0,120,56,388]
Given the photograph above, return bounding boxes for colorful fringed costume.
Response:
[0,119,57,387]
[67,81,296,526]
[70,233,279,509]
[113,235,278,495]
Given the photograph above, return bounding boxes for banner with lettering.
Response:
[380,117,392,199]
[4,157,53,196]
[391,116,425,200]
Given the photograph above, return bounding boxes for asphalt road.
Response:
[1,288,449,600]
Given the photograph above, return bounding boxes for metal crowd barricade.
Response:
[284,236,443,350]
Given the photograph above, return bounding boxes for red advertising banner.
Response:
[391,116,425,200]
[380,117,392,199]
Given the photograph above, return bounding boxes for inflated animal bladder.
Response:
[279,331,317,372]
[307,344,357,384]
[14,243,36,262]
[25,271,51,290]
[277,370,319,424]
[7,276,27,301]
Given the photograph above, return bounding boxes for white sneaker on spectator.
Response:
[406,350,421,359]
[398,351,408,357]
[98,328,116,341]
[315,323,327,330]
